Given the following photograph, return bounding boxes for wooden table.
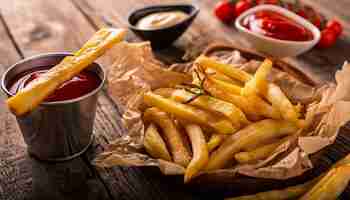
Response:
[0,0,350,199]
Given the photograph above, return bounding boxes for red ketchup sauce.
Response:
[8,67,101,102]
[242,10,313,41]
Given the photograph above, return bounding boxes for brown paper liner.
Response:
[93,42,350,184]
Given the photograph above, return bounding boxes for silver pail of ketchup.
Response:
[1,53,105,162]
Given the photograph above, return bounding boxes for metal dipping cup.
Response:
[1,53,105,162]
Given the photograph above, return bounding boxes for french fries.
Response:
[299,165,350,200]
[265,84,300,122]
[6,28,126,116]
[195,56,252,82]
[143,92,237,134]
[206,119,298,170]
[141,54,315,184]
[241,59,272,96]
[143,108,191,167]
[205,68,243,86]
[234,140,283,164]
[143,123,172,161]
[207,76,242,95]
[184,124,209,183]
[225,179,317,200]
[207,134,227,152]
[227,153,350,200]
[171,89,250,127]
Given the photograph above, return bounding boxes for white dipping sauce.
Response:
[136,11,189,30]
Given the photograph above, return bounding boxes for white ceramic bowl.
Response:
[235,5,320,58]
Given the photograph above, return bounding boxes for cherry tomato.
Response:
[284,2,295,12]
[235,0,252,17]
[296,10,307,19]
[326,19,343,37]
[317,28,337,48]
[311,14,322,29]
[214,0,236,23]
[255,0,279,5]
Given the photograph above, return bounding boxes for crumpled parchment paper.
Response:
[93,42,350,180]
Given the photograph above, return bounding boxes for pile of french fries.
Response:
[142,55,306,183]
[141,55,350,198]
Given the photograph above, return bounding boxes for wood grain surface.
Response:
[0,0,349,199]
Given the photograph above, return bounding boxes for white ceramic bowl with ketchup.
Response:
[235,5,321,58]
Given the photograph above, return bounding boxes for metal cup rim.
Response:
[1,52,106,105]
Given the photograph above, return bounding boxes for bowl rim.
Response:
[1,52,106,106]
[235,5,321,46]
[127,3,200,32]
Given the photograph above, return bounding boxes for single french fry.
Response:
[171,89,250,127]
[205,68,243,86]
[227,153,350,200]
[241,59,272,96]
[143,92,237,134]
[206,119,298,170]
[299,165,350,200]
[207,134,227,152]
[265,84,299,122]
[207,76,242,95]
[6,28,127,116]
[225,178,317,200]
[234,140,283,164]
[203,81,259,120]
[184,124,209,183]
[245,94,281,120]
[143,108,191,167]
[195,56,252,82]
[144,123,172,161]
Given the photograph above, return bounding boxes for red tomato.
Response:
[326,19,343,37]
[296,10,307,19]
[214,0,236,23]
[284,2,295,12]
[235,0,252,17]
[317,28,337,48]
[255,0,279,5]
[311,14,322,29]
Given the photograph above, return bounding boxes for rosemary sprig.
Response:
[178,67,213,104]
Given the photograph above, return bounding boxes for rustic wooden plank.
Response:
[0,1,115,200]
[0,13,33,200]
[1,0,205,199]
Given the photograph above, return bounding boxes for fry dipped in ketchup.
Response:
[6,28,127,116]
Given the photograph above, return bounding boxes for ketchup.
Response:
[242,10,313,41]
[8,67,101,102]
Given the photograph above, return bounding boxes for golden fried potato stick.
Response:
[143,108,191,167]
[241,59,272,96]
[143,92,237,134]
[234,140,283,164]
[227,153,350,200]
[299,165,350,200]
[7,28,127,116]
[171,89,250,127]
[205,68,243,86]
[144,123,172,161]
[207,134,227,152]
[203,80,278,120]
[184,124,209,183]
[206,119,298,170]
[207,76,242,95]
[225,179,317,200]
[195,56,252,82]
[265,84,300,122]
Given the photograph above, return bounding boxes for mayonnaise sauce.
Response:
[136,11,189,30]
